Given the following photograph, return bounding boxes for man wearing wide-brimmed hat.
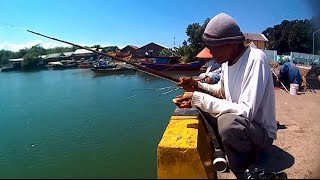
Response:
[196,47,221,84]
[174,13,277,177]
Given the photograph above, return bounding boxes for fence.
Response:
[262,49,277,62]
[290,52,320,66]
[264,49,320,66]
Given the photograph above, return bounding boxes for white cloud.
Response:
[0,40,70,52]
[0,40,126,52]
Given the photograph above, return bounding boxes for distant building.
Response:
[45,53,65,62]
[72,48,99,61]
[8,58,24,69]
[135,42,166,57]
[121,45,139,56]
[243,32,269,49]
[40,55,47,59]
[62,51,74,60]
[9,58,24,63]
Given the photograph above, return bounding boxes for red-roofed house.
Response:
[121,45,140,56]
[135,42,166,57]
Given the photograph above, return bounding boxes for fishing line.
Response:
[126,85,178,99]
[160,87,182,95]
[0,22,28,31]
[122,85,182,104]
[130,85,178,92]
[129,66,178,84]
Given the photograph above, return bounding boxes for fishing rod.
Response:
[20,27,207,96]
[0,22,204,93]
[270,67,289,93]
[26,29,180,84]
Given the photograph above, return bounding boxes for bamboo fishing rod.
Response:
[26,29,180,83]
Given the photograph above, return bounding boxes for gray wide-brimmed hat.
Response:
[202,13,245,47]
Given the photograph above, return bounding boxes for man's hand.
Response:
[172,93,193,108]
[177,76,198,92]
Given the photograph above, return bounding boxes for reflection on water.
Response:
[135,70,200,82]
[92,69,137,78]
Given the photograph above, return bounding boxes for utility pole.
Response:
[172,36,176,56]
[313,29,320,55]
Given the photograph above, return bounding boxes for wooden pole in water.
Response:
[26,30,180,83]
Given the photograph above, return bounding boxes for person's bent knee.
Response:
[217,113,242,141]
[217,113,252,151]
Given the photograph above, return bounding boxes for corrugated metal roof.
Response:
[9,58,24,62]
[45,53,64,59]
[121,45,139,51]
[73,48,97,55]
[63,51,73,57]
[128,45,139,49]
[243,32,269,42]
[137,42,167,50]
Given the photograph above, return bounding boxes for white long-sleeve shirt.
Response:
[206,60,221,73]
[191,47,277,140]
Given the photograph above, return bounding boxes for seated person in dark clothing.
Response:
[279,61,302,87]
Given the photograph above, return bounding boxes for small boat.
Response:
[140,57,205,71]
[79,61,92,68]
[1,66,15,72]
[46,61,65,70]
[91,60,135,74]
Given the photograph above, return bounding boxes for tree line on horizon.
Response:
[1,16,320,67]
[0,45,119,68]
[160,16,320,62]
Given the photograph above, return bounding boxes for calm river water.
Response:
[0,68,200,178]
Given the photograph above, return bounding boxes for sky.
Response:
[0,0,318,52]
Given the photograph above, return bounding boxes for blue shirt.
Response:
[280,62,302,85]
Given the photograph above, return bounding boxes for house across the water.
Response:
[243,32,269,49]
[134,42,166,58]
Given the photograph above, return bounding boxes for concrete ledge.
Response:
[157,108,217,179]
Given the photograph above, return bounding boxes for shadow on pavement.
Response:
[252,145,295,173]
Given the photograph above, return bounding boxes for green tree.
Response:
[159,48,173,56]
[21,52,42,70]
[262,17,320,55]
[0,50,16,66]
[175,18,210,62]
[91,45,102,49]
[186,18,209,50]
[103,46,119,52]
[16,49,28,59]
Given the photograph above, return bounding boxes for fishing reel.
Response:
[212,149,228,172]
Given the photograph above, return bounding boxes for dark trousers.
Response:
[198,110,273,171]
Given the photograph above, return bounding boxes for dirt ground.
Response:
[219,88,320,179]
[272,88,320,178]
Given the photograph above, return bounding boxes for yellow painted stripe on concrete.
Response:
[157,115,216,179]
[170,115,200,120]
